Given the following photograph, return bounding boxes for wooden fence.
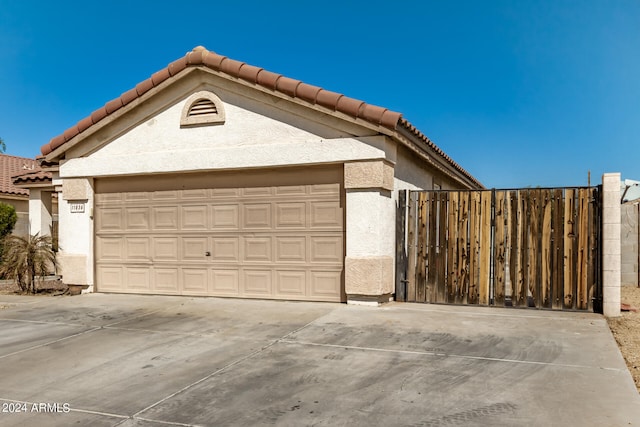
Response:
[395,187,602,312]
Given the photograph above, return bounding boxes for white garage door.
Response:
[94,167,344,302]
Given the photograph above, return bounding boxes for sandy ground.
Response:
[608,286,640,392]
[1,279,639,393]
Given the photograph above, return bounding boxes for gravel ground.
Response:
[608,286,640,393]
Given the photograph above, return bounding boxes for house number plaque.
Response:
[70,202,85,213]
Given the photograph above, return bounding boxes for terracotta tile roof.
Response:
[0,154,40,197]
[12,169,53,186]
[41,46,482,188]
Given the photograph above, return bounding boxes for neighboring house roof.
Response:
[0,153,40,197]
[41,46,481,188]
[12,169,53,186]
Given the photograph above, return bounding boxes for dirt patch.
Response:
[0,277,68,296]
[608,286,640,393]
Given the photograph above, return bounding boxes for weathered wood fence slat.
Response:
[396,187,602,312]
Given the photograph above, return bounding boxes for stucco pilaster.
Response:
[28,189,53,236]
[602,173,621,317]
[344,162,396,304]
[58,178,95,292]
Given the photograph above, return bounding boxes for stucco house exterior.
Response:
[1,153,56,237]
[30,46,482,304]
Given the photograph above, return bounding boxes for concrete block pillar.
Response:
[602,173,621,317]
[28,189,53,236]
[344,160,395,305]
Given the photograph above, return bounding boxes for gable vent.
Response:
[180,91,226,127]
[188,98,218,117]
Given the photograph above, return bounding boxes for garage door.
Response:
[94,167,344,302]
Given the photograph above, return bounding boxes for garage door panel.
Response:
[310,202,343,229]
[154,237,179,261]
[97,237,123,260]
[182,269,208,294]
[124,192,150,202]
[310,271,343,299]
[125,208,151,231]
[152,206,179,230]
[211,270,240,295]
[275,203,306,228]
[97,266,123,291]
[152,190,179,200]
[95,167,344,301]
[125,237,150,260]
[181,205,208,229]
[211,205,239,229]
[275,270,306,296]
[275,237,306,262]
[242,187,272,197]
[212,188,240,198]
[309,183,340,195]
[242,270,272,295]
[310,236,343,263]
[182,188,209,200]
[96,193,122,203]
[153,268,179,293]
[126,267,151,291]
[275,185,306,196]
[243,237,272,262]
[97,208,123,232]
[212,238,239,262]
[243,204,272,229]
[183,238,208,260]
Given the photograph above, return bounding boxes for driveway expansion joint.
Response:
[278,339,627,372]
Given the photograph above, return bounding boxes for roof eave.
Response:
[396,120,484,189]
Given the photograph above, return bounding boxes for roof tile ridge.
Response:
[255,69,282,91]
[238,63,264,84]
[276,76,302,98]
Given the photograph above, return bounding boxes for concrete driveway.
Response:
[0,294,638,427]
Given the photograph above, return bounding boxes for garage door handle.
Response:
[205,251,211,257]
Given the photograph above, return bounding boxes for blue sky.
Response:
[1,0,638,188]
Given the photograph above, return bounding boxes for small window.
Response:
[180,91,225,127]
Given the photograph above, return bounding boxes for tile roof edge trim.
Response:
[397,118,484,189]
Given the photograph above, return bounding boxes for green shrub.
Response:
[0,202,17,239]
[0,203,18,275]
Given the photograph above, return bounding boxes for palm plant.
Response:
[0,233,57,294]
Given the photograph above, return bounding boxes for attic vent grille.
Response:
[180,90,225,127]
[188,99,218,117]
